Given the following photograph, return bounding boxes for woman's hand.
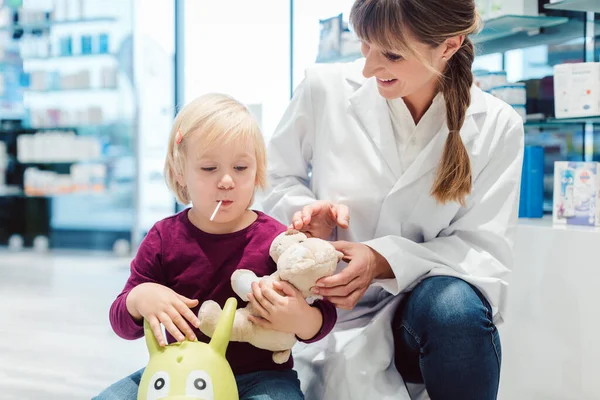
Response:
[248,280,323,340]
[290,200,350,240]
[126,282,200,346]
[313,241,394,310]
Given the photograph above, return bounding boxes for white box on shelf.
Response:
[480,0,539,18]
[554,62,600,119]
[553,162,600,227]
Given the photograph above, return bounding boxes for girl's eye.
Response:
[383,52,403,62]
[201,167,216,172]
[234,166,248,172]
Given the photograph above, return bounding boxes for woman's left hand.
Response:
[313,241,393,310]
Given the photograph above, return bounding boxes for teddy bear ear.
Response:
[336,250,345,261]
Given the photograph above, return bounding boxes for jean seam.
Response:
[400,323,422,348]
[483,298,502,378]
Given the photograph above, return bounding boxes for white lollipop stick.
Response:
[210,200,223,221]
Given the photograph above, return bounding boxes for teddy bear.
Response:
[197,229,343,364]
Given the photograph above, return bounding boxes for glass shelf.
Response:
[473,15,569,45]
[544,0,600,13]
[0,17,117,32]
[316,52,362,64]
[25,87,118,93]
[25,53,117,61]
[525,115,600,127]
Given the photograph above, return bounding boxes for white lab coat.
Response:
[263,59,524,400]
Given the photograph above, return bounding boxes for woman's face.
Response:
[360,35,447,100]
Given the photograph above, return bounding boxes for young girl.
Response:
[94,93,337,400]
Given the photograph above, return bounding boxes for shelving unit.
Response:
[544,0,600,13]
[525,115,600,127]
[473,14,569,45]
[0,1,138,251]
[0,17,117,32]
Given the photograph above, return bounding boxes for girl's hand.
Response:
[248,280,323,340]
[289,200,349,240]
[126,282,200,346]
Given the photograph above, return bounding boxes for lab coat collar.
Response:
[346,58,486,189]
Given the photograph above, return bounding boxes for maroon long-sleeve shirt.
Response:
[109,209,337,375]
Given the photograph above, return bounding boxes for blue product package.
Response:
[59,36,72,56]
[519,145,545,218]
[98,34,109,54]
[81,35,93,54]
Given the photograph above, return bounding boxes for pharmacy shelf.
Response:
[25,53,117,61]
[25,87,118,93]
[544,0,600,13]
[0,186,24,197]
[475,15,581,56]
[525,115,600,127]
[0,17,117,32]
[474,15,569,44]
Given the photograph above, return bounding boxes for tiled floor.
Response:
[0,250,147,399]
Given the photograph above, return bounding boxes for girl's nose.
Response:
[218,174,234,189]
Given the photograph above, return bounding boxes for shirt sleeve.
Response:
[262,73,317,225]
[109,225,163,340]
[297,299,338,343]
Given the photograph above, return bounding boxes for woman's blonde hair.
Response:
[350,0,482,206]
[164,93,267,204]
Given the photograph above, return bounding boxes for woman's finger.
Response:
[316,262,358,289]
[292,211,304,229]
[315,274,362,298]
[302,204,315,224]
[335,204,350,229]
[159,312,186,343]
[326,287,365,310]
[168,306,197,341]
[148,316,166,347]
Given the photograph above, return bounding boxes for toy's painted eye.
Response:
[147,371,170,400]
[186,370,214,399]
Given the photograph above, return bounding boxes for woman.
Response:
[263,0,524,399]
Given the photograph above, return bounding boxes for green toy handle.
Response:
[209,297,238,357]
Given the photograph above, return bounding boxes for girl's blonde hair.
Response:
[351,0,482,206]
[164,93,267,204]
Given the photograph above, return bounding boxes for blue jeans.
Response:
[393,276,502,400]
[93,368,303,400]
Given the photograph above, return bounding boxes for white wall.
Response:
[183,0,290,142]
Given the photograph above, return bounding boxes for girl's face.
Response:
[177,135,258,232]
[360,36,447,100]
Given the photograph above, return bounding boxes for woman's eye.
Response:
[384,52,403,62]
[201,167,216,172]
[234,166,248,171]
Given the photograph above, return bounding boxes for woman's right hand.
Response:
[290,200,350,240]
[126,282,200,346]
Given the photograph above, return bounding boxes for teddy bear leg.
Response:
[197,300,222,338]
[272,349,292,364]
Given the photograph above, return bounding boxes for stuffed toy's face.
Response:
[269,229,308,263]
[276,237,341,298]
[138,299,239,400]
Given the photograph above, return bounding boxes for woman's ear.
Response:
[442,35,465,60]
